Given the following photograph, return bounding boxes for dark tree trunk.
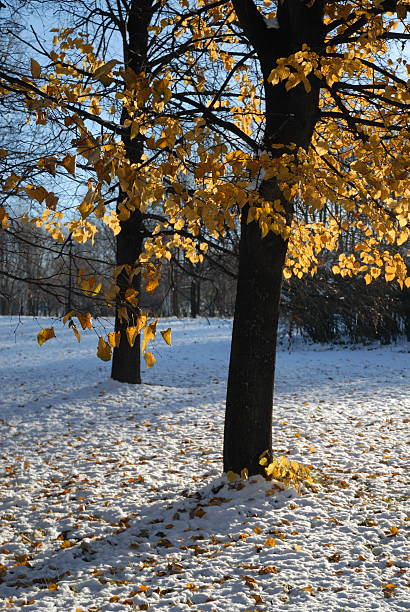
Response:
[111,208,144,383]
[224,0,324,474]
[111,0,154,384]
[224,205,287,474]
[170,264,179,317]
[190,279,200,318]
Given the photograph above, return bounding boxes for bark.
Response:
[190,279,200,318]
[170,264,180,317]
[111,207,144,383]
[224,0,324,474]
[111,0,154,384]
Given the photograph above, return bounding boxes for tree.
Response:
[0,0,409,476]
[223,0,410,474]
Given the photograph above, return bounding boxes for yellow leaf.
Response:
[61,153,76,176]
[264,537,276,547]
[253,525,262,534]
[145,276,159,294]
[144,320,157,345]
[283,268,292,279]
[78,200,93,219]
[160,328,172,346]
[71,321,81,342]
[60,540,72,549]
[63,311,74,325]
[77,313,92,329]
[97,337,112,361]
[47,584,58,591]
[404,277,410,288]
[389,526,399,535]
[315,141,329,156]
[93,59,119,81]
[143,351,156,368]
[126,326,139,347]
[37,328,56,346]
[30,58,41,78]
[240,467,249,480]
[136,314,147,334]
[25,184,48,203]
[226,471,239,483]
[0,207,8,229]
[107,331,120,347]
[125,288,139,304]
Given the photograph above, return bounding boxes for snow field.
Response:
[0,316,409,611]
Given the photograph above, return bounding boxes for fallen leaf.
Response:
[264,537,276,547]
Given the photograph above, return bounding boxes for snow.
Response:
[0,316,409,611]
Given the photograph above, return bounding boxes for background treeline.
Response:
[1,218,409,344]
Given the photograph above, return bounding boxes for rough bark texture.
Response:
[224,0,324,474]
[111,0,153,384]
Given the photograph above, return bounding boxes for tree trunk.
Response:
[111,208,144,383]
[111,0,154,384]
[190,279,199,318]
[224,0,324,474]
[224,205,287,474]
[171,264,179,317]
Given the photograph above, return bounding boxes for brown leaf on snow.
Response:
[264,537,276,547]
[157,538,173,548]
[327,553,341,563]
[258,566,279,575]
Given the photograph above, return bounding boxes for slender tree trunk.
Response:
[111,0,154,384]
[224,0,324,474]
[196,281,201,317]
[171,264,179,317]
[190,279,198,318]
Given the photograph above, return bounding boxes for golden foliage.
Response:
[259,451,314,492]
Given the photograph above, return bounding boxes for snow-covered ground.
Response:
[0,316,409,612]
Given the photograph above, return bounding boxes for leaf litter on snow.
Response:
[0,316,409,611]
